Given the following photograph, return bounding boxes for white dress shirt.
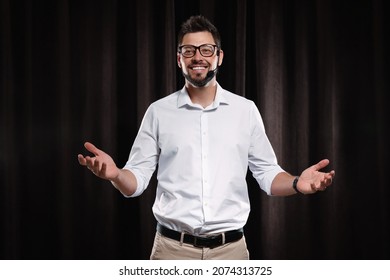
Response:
[123,84,284,235]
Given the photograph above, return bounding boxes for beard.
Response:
[182,67,218,88]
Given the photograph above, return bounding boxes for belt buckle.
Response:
[193,235,220,248]
[193,236,204,248]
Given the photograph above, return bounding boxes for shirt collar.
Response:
[177,83,230,109]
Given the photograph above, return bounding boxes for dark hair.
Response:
[177,15,221,49]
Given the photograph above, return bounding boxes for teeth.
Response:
[192,66,205,70]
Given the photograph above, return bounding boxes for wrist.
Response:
[292,176,304,194]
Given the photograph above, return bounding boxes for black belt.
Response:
[156,223,243,248]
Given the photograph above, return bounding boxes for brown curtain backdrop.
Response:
[1,0,388,259]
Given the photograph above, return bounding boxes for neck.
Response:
[186,81,217,108]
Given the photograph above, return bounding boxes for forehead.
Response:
[181,31,215,46]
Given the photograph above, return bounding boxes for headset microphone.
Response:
[206,66,218,79]
[206,49,220,79]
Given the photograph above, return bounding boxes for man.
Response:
[78,15,335,260]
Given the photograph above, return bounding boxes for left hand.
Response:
[297,159,335,194]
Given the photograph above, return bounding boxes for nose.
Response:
[193,48,203,60]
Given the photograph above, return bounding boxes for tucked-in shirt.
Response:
[123,83,284,235]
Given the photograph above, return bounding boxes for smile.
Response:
[191,66,207,70]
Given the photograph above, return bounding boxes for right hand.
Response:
[77,142,119,181]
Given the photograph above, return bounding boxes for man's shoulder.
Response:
[149,90,181,108]
[220,88,255,108]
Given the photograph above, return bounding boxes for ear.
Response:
[177,52,182,68]
[217,49,224,66]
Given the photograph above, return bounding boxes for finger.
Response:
[320,176,333,190]
[310,183,317,192]
[312,159,330,171]
[321,178,329,190]
[314,183,326,192]
[101,163,111,179]
[93,158,101,174]
[325,171,335,184]
[311,178,327,192]
[101,162,107,176]
[84,142,101,156]
[85,156,95,170]
[78,154,87,166]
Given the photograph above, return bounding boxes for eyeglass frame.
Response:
[178,44,220,58]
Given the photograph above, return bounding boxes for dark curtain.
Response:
[1,0,388,259]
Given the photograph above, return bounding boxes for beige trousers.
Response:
[150,232,250,260]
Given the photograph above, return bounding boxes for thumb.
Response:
[84,142,101,156]
[312,159,330,171]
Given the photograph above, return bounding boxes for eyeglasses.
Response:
[178,44,219,58]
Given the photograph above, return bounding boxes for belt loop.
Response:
[180,231,185,246]
[221,232,225,245]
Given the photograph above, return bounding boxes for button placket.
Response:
[200,112,210,218]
